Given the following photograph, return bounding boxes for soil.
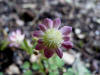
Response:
[0,0,100,74]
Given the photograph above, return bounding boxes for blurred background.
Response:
[0,0,100,75]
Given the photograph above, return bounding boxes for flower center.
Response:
[43,29,63,49]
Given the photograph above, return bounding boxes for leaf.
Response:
[23,70,32,75]
[22,61,30,69]
[48,57,58,70]
[32,62,40,70]
[23,39,31,50]
[50,64,58,70]
[55,56,64,68]
[49,70,59,75]
[0,40,9,51]
[72,54,91,75]
[63,72,73,75]
[21,42,27,51]
[48,56,64,68]
[63,68,74,75]
[21,40,33,55]
[32,41,37,49]
[0,72,3,75]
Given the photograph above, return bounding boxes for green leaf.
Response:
[49,70,59,75]
[22,61,30,69]
[43,60,49,68]
[0,41,9,51]
[21,40,33,55]
[72,55,91,75]
[63,72,73,75]
[32,41,37,49]
[48,57,58,70]
[55,56,64,68]
[50,64,57,70]
[32,62,40,70]
[77,41,84,48]
[63,68,74,75]
[23,70,32,75]
[0,72,3,75]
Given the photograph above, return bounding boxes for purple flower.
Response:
[8,30,25,47]
[33,18,73,58]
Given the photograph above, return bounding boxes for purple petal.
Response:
[60,26,72,35]
[62,41,73,49]
[63,35,70,41]
[56,48,63,58]
[43,18,53,28]
[38,24,47,32]
[9,43,19,47]
[38,39,43,44]
[44,48,54,58]
[53,18,61,29]
[12,32,16,36]
[35,44,44,50]
[33,30,43,37]
[16,30,21,35]
[9,36,16,41]
[9,43,14,47]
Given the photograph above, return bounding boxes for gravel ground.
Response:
[0,0,100,74]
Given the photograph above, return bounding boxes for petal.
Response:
[53,18,61,29]
[63,35,70,41]
[9,36,16,42]
[62,41,73,49]
[9,43,14,47]
[12,32,16,36]
[33,30,43,37]
[43,18,53,28]
[38,39,43,44]
[60,26,72,35]
[44,48,54,58]
[35,44,44,50]
[21,34,25,39]
[18,34,25,41]
[38,24,47,32]
[56,48,63,58]
[16,30,21,35]
[9,43,19,47]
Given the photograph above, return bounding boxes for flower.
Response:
[8,30,25,47]
[33,18,73,58]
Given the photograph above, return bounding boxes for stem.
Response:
[38,57,46,75]
[38,50,47,75]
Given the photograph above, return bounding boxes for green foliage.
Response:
[22,61,30,69]
[72,55,91,75]
[63,55,91,75]
[44,55,64,75]
[77,41,84,48]
[23,70,32,75]
[63,68,74,75]
[21,39,36,55]
[0,40,9,51]
[49,70,59,75]
[54,56,64,68]
[0,72,3,75]
[48,55,64,68]
[63,66,91,75]
[32,62,40,70]
[32,38,37,49]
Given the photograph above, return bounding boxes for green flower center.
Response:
[43,29,63,49]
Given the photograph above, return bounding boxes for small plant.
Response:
[0,18,74,75]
